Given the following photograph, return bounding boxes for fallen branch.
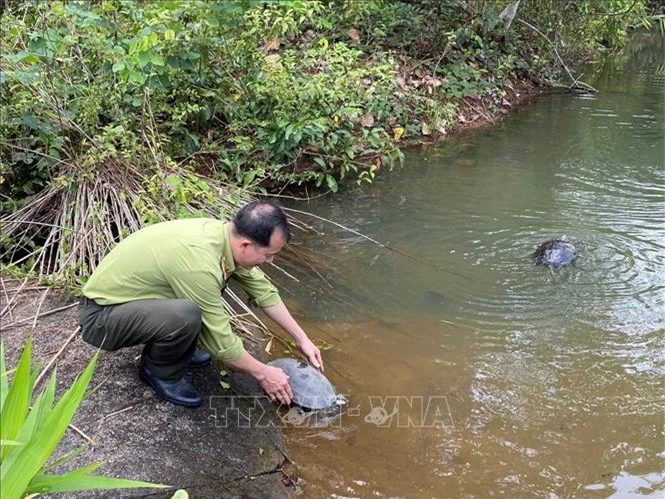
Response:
[517,18,597,93]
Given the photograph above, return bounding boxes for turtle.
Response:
[268,357,337,410]
[533,238,578,268]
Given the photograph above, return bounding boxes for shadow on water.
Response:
[274,31,665,498]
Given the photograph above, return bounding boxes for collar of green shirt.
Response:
[220,221,236,277]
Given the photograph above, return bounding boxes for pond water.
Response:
[277,32,664,498]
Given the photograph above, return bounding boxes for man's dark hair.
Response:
[233,200,291,247]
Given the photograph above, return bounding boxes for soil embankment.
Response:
[2,283,296,498]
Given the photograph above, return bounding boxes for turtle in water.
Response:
[268,357,338,410]
[533,238,578,268]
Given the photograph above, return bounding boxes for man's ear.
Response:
[239,239,252,249]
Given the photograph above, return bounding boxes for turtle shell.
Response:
[268,357,337,410]
[533,239,577,268]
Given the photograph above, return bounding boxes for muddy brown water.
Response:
[275,32,664,498]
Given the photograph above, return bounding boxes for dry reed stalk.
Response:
[1,276,29,317]
[34,326,80,387]
[3,302,78,329]
[68,423,93,443]
[88,376,109,398]
[284,207,386,247]
[3,286,51,293]
[31,288,50,330]
[268,262,300,283]
[103,405,135,421]
[280,245,334,289]
[1,166,255,283]
[1,278,14,322]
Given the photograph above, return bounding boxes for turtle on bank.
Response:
[268,357,337,410]
[533,238,578,268]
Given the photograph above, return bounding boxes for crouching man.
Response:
[79,200,323,408]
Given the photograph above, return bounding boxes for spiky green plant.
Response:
[0,338,169,498]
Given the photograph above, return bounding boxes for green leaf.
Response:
[0,337,33,462]
[5,51,40,64]
[42,442,91,472]
[312,156,326,169]
[1,352,98,499]
[325,174,338,193]
[129,71,145,84]
[13,370,57,449]
[27,466,168,494]
[284,123,295,141]
[242,170,257,188]
[0,440,24,446]
[21,112,40,131]
[0,343,8,411]
[138,51,150,68]
[111,62,125,73]
[151,54,165,66]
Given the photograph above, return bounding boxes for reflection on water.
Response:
[276,32,664,498]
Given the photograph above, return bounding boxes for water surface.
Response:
[277,32,664,498]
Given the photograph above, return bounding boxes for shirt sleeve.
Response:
[231,266,282,308]
[166,269,245,362]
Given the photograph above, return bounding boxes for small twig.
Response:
[34,326,80,387]
[265,331,296,355]
[103,405,135,421]
[432,45,451,75]
[3,302,78,329]
[1,276,28,317]
[68,423,93,443]
[88,376,109,398]
[267,263,300,282]
[0,278,14,322]
[31,288,50,330]
[266,191,330,202]
[284,208,386,247]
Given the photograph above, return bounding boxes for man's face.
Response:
[237,229,287,268]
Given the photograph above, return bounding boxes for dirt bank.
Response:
[1,281,297,498]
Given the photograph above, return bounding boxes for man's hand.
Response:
[261,301,325,372]
[257,364,293,405]
[298,337,324,373]
[226,351,294,405]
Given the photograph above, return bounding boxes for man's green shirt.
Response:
[82,218,281,361]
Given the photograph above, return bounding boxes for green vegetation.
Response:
[0,0,655,283]
[0,339,169,498]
